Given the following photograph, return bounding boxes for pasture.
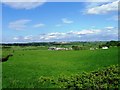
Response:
[2,47,118,88]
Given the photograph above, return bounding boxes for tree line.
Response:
[1,41,120,48]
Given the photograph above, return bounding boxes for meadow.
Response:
[2,46,118,88]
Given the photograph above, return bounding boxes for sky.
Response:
[1,0,119,43]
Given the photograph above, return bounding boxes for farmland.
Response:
[1,44,119,88]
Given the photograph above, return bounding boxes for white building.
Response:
[90,48,95,50]
[48,47,56,50]
[48,47,72,51]
[55,47,65,50]
[102,46,108,49]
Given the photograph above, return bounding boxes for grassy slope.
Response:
[2,47,118,88]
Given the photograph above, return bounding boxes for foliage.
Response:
[1,41,108,47]
[72,46,80,50]
[99,41,120,48]
[54,65,119,89]
[106,41,120,47]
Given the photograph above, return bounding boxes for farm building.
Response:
[48,47,56,50]
[48,47,72,50]
[90,48,95,50]
[102,46,109,49]
[90,47,98,50]
[55,47,66,50]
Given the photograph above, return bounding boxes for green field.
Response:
[2,47,118,88]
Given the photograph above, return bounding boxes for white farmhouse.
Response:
[90,48,95,50]
[55,47,65,50]
[48,47,73,51]
[48,47,56,50]
[102,46,108,49]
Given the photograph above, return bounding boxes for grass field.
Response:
[2,47,118,88]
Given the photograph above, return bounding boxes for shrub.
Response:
[38,65,120,89]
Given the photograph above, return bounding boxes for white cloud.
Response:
[86,0,115,2]
[13,37,19,40]
[26,29,100,41]
[33,23,45,28]
[12,27,118,42]
[40,32,66,40]
[86,0,119,14]
[2,0,46,2]
[43,35,57,40]
[3,0,46,10]
[24,35,33,40]
[62,18,73,24]
[2,0,115,2]
[8,19,31,30]
[56,18,73,27]
[69,29,101,35]
[105,26,114,29]
[45,27,117,41]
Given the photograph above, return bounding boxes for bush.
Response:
[72,46,80,50]
[38,65,120,89]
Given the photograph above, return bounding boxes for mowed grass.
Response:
[2,47,118,88]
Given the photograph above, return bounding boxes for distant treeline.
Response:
[1,41,120,47]
[99,41,120,48]
[1,42,71,46]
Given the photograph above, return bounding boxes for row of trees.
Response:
[1,42,71,47]
[1,41,120,50]
[99,41,120,48]
[72,41,120,50]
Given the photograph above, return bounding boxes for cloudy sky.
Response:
[2,0,119,43]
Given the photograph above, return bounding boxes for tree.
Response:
[72,46,80,50]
